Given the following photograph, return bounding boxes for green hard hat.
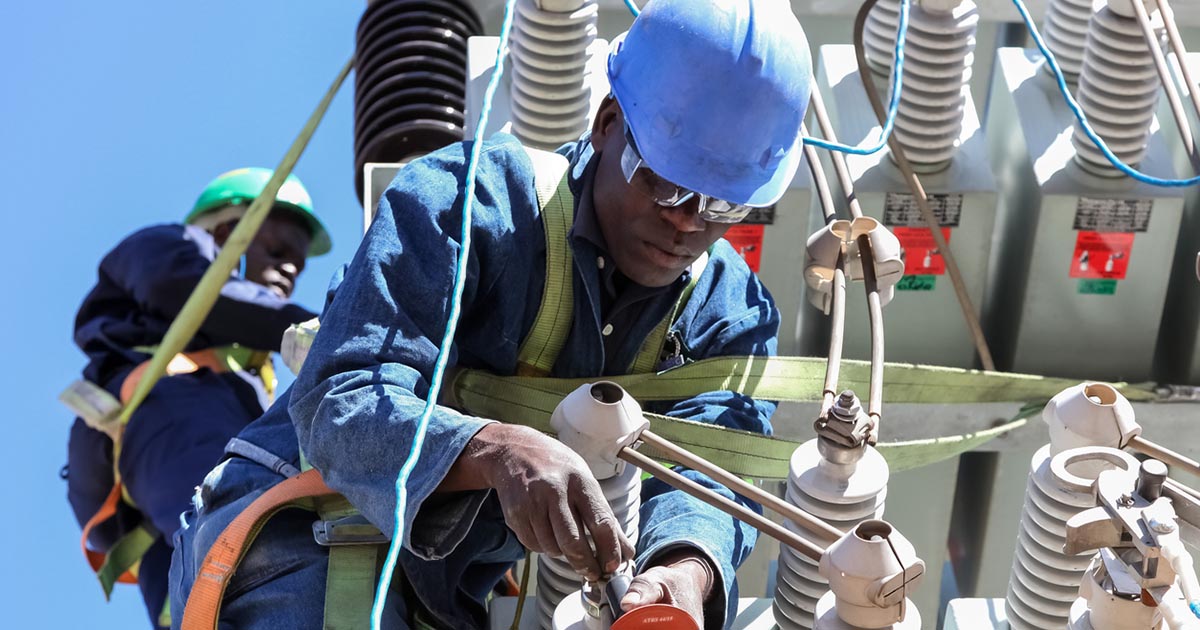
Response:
[186,167,332,256]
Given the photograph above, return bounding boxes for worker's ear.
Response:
[211,220,237,248]
[590,95,621,151]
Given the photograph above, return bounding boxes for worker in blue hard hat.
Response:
[170,1,811,629]
[62,168,329,628]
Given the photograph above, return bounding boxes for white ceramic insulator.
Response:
[539,461,641,630]
[1004,445,1141,630]
[812,591,922,630]
[774,440,889,630]
[863,0,901,77]
[862,0,979,172]
[1043,0,1103,84]
[509,0,598,150]
[1066,555,1166,630]
[1071,2,1166,177]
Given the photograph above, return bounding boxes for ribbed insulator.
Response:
[774,440,889,630]
[1043,0,1101,84]
[538,461,640,630]
[1004,445,1139,630]
[352,0,481,201]
[509,0,598,150]
[863,0,901,77]
[1066,553,1165,629]
[1071,3,1166,177]
[890,0,979,172]
[813,590,922,630]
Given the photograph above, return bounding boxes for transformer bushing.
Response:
[1043,0,1102,84]
[774,394,889,630]
[861,0,980,172]
[1071,0,1166,177]
[352,0,482,200]
[1004,445,1140,629]
[509,0,598,150]
[542,382,644,630]
[813,521,923,630]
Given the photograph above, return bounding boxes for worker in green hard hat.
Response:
[61,167,330,628]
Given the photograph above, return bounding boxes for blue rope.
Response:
[623,0,639,17]
[370,0,519,626]
[1010,0,1200,187]
[803,0,909,155]
[1191,600,1200,619]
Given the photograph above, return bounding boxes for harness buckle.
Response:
[312,514,388,546]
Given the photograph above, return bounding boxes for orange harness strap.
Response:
[119,348,227,404]
[181,468,339,630]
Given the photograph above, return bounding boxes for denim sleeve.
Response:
[636,242,780,630]
[99,223,316,350]
[287,138,536,560]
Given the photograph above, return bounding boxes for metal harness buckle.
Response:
[312,513,389,546]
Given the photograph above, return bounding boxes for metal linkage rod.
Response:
[638,431,844,543]
[1129,436,1200,479]
[802,122,850,418]
[618,446,827,561]
[1157,0,1200,126]
[1130,0,1200,171]
[808,88,887,421]
[851,0,997,372]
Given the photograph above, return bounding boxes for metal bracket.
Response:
[312,514,388,546]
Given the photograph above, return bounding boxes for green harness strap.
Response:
[445,356,1157,477]
[630,251,709,374]
[515,149,573,376]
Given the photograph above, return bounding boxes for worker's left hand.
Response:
[620,548,715,629]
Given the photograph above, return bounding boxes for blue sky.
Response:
[0,2,374,626]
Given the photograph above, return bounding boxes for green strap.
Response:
[96,525,156,599]
[444,357,1156,478]
[323,545,380,630]
[515,148,574,377]
[630,250,710,374]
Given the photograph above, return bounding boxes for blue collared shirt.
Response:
[222,132,779,629]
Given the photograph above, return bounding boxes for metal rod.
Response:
[639,430,844,543]
[1131,0,1200,171]
[822,263,848,419]
[618,445,827,561]
[1158,0,1200,126]
[850,0,996,372]
[1130,436,1200,479]
[809,87,887,423]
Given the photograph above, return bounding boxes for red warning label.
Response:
[725,224,764,272]
[1070,231,1133,279]
[894,227,951,275]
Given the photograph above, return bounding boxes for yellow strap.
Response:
[515,147,574,377]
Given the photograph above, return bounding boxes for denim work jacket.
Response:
[224,133,780,629]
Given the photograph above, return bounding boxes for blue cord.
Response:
[369,0,519,626]
[1191,600,1200,619]
[803,0,909,155]
[1010,0,1200,187]
[623,0,639,17]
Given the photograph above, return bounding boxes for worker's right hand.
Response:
[461,423,634,581]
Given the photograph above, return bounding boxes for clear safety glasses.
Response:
[619,124,757,224]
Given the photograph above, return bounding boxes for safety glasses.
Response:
[619,123,757,224]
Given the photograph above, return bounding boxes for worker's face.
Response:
[589,98,733,288]
[214,209,311,299]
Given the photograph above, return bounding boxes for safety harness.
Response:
[61,345,274,625]
[179,145,1161,629]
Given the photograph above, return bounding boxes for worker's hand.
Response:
[460,423,634,581]
[620,548,715,629]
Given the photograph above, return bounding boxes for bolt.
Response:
[831,390,862,421]
[1149,518,1176,534]
[1119,493,1135,507]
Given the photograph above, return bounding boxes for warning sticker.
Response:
[725,224,764,272]
[883,193,963,227]
[894,227,951,275]
[1069,231,1133,279]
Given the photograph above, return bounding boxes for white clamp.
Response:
[1043,382,1139,456]
[818,519,925,628]
[281,317,321,376]
[550,382,648,480]
[805,217,904,314]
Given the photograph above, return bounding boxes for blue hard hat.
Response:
[607,0,812,207]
